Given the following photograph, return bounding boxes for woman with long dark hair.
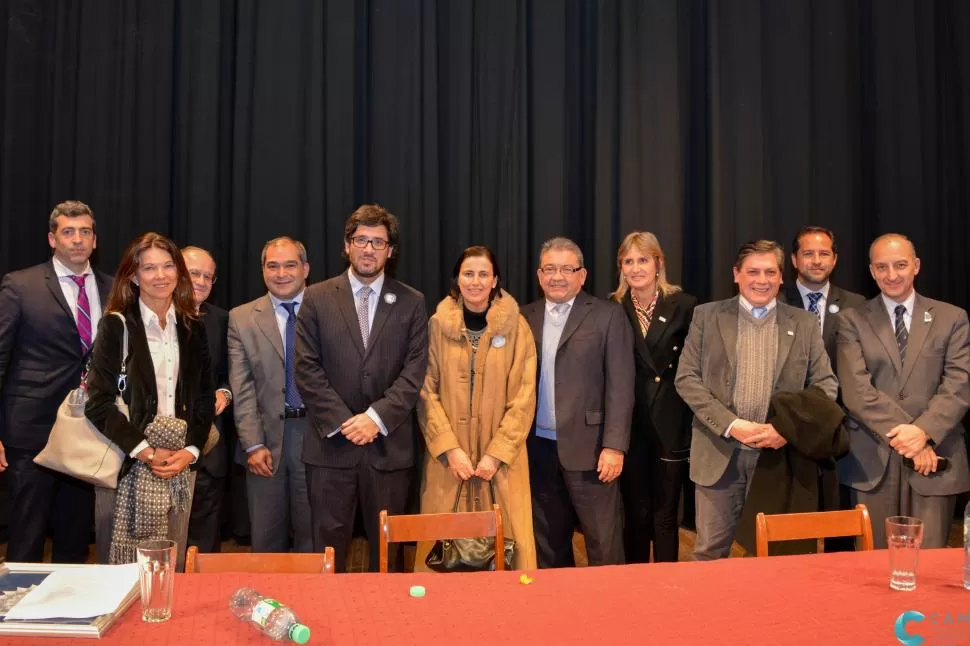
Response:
[85,232,214,570]
[611,232,697,562]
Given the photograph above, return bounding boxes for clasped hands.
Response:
[445,448,501,481]
[888,423,938,477]
[135,447,193,479]
[730,420,788,449]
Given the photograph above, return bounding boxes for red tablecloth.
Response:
[8,549,969,645]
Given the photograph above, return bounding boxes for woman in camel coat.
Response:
[418,246,537,570]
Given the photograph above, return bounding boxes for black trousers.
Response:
[305,458,412,573]
[187,468,226,553]
[5,447,93,563]
[619,437,688,563]
[528,437,624,568]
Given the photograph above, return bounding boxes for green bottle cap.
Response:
[289,623,311,644]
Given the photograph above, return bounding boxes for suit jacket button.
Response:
[279,413,285,420]
[668,363,673,369]
[654,376,661,383]
[281,388,286,394]
[898,392,906,400]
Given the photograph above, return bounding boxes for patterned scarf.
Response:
[631,290,659,337]
[109,415,191,564]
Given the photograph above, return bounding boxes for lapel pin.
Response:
[924,311,933,323]
[787,330,794,336]
[828,304,840,314]
[384,293,396,305]
[658,316,667,323]
[492,335,506,348]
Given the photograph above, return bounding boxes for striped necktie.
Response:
[894,304,908,363]
[69,275,92,353]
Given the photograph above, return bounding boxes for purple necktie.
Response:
[70,275,92,352]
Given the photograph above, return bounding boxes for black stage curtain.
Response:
[1,0,968,311]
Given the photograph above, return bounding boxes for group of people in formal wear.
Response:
[0,199,966,572]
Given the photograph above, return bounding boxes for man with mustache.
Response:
[675,240,837,560]
[228,237,313,552]
[837,233,970,548]
[296,204,428,572]
[0,200,112,563]
[521,237,634,567]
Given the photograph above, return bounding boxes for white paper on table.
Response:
[5,564,140,620]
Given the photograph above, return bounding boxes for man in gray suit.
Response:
[837,233,970,548]
[522,237,634,567]
[296,204,428,572]
[675,240,838,560]
[228,236,313,552]
[780,226,865,372]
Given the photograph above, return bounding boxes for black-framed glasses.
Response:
[350,236,389,250]
[539,265,583,276]
[188,269,217,284]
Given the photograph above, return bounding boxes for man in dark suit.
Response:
[183,247,233,553]
[522,237,635,567]
[0,200,112,562]
[838,234,970,548]
[296,204,428,572]
[229,237,314,553]
[675,240,838,560]
[780,226,865,371]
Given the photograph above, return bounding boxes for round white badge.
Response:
[828,303,839,314]
[491,335,506,348]
[384,293,397,304]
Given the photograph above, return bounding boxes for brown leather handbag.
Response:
[425,478,515,572]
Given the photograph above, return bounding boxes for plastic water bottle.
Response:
[964,501,970,589]
[229,587,311,643]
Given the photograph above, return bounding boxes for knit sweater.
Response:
[733,306,777,449]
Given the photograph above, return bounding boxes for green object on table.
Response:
[409,585,426,598]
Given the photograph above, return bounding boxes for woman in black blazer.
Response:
[86,232,214,569]
[612,232,697,563]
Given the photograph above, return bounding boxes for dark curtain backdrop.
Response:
[1,0,968,312]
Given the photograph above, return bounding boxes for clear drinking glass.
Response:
[136,539,177,621]
[886,516,924,591]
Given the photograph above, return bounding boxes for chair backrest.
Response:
[755,504,874,557]
[185,545,335,574]
[379,505,504,573]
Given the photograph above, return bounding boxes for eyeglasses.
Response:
[188,269,217,284]
[349,236,389,250]
[539,265,583,276]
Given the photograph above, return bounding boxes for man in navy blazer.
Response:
[296,204,428,572]
[0,201,112,562]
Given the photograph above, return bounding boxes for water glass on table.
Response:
[886,516,923,591]
[137,539,177,621]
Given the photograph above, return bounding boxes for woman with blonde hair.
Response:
[611,232,696,562]
[418,245,537,570]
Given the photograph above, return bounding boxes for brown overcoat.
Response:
[417,290,537,570]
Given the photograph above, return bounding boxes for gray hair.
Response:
[539,236,584,267]
[261,236,308,266]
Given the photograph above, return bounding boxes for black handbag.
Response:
[425,478,515,572]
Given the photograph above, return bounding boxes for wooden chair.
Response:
[755,504,874,557]
[379,505,504,573]
[185,545,336,574]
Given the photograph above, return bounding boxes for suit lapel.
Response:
[95,270,111,310]
[821,285,841,348]
[336,273,366,357]
[622,293,656,373]
[365,278,393,359]
[716,298,739,373]
[864,297,902,375]
[773,305,796,386]
[900,294,933,386]
[253,295,284,361]
[558,293,593,350]
[526,302,544,355]
[44,261,74,320]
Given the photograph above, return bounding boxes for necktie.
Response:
[894,304,908,363]
[550,303,570,327]
[70,275,92,352]
[752,306,768,319]
[281,301,303,409]
[357,286,372,349]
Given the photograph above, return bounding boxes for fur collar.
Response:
[434,289,521,341]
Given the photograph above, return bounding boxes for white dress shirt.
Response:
[129,300,199,461]
[52,256,103,338]
[881,290,916,334]
[795,280,830,333]
[325,270,388,438]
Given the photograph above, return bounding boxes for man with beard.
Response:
[780,227,865,372]
[295,204,428,572]
[228,237,313,552]
[182,246,233,553]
